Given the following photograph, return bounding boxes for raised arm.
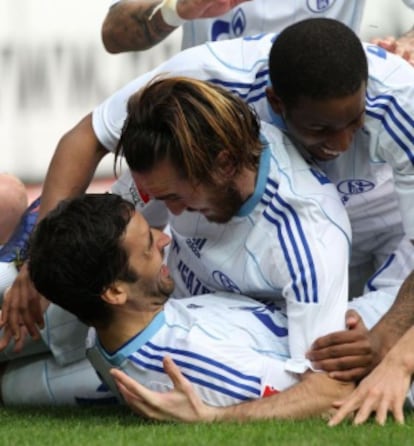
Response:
[1,113,109,342]
[101,0,250,53]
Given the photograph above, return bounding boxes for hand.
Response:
[307,310,381,381]
[0,319,31,353]
[110,356,216,422]
[328,351,411,426]
[0,262,47,343]
[371,30,414,66]
[177,0,251,20]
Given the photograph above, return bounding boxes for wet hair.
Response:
[114,76,263,185]
[28,193,136,328]
[269,18,368,108]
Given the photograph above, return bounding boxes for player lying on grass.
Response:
[28,193,301,409]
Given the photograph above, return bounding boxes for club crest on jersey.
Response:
[212,271,241,293]
[307,0,335,13]
[211,8,246,41]
[337,179,375,195]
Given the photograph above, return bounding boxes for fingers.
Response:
[328,367,368,382]
[328,399,357,426]
[163,355,187,388]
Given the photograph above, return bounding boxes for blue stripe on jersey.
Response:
[208,69,269,104]
[145,342,261,384]
[263,185,318,303]
[366,94,414,164]
[365,253,396,292]
[130,350,261,400]
[260,178,279,205]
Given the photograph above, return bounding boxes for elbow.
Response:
[101,25,122,54]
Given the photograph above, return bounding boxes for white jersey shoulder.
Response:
[86,294,298,407]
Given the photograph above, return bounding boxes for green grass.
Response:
[0,406,413,446]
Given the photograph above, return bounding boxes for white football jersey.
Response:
[86,293,302,407]
[94,33,414,248]
[110,123,352,374]
[180,0,365,49]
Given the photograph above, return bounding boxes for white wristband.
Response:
[150,0,186,27]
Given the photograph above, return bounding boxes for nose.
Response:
[154,229,171,250]
[325,126,356,153]
[165,200,187,215]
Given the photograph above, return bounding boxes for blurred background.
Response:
[1,0,414,194]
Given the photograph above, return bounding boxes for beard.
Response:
[202,182,245,224]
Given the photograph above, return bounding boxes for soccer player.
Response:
[27,193,298,409]
[101,0,414,65]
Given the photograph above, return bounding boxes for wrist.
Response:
[152,0,186,28]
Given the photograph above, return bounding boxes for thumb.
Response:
[345,309,361,329]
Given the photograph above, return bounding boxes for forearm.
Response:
[39,113,107,220]
[370,270,414,359]
[102,1,176,53]
[386,325,414,373]
[212,373,354,422]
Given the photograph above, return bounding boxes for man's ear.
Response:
[213,150,237,183]
[101,281,128,306]
[265,86,285,115]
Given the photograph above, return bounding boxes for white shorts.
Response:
[1,353,117,406]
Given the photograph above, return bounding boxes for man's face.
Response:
[132,159,244,223]
[123,211,174,299]
[271,83,366,161]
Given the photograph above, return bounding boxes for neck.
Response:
[97,303,164,353]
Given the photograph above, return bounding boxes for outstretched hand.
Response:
[307,310,381,381]
[110,356,216,422]
[328,327,414,426]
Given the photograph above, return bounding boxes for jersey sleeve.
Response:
[281,200,350,374]
[262,134,351,374]
[364,44,414,238]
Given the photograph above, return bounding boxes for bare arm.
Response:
[102,1,175,53]
[0,113,108,341]
[110,356,353,422]
[368,269,414,355]
[38,113,108,220]
[101,0,250,53]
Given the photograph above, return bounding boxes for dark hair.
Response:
[28,193,136,328]
[269,18,368,108]
[114,76,263,185]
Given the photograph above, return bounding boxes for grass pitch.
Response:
[0,406,413,446]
